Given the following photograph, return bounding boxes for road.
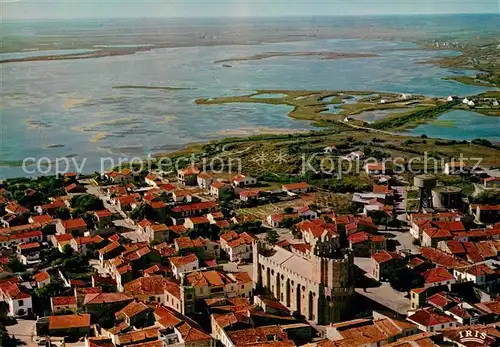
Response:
[354,257,410,315]
[6,319,37,347]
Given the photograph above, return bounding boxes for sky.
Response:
[1,0,498,20]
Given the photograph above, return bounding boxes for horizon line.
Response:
[3,12,498,21]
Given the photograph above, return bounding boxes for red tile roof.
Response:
[171,201,217,214]
[61,218,87,230]
[83,293,132,305]
[18,242,40,250]
[170,253,198,268]
[0,283,31,300]
[210,181,226,189]
[49,314,91,330]
[408,309,457,326]
[30,215,54,223]
[124,276,173,296]
[423,228,452,239]
[464,264,494,276]
[51,296,77,306]
[419,247,470,269]
[33,271,50,282]
[422,267,455,284]
[282,182,309,191]
[371,250,402,264]
[94,209,112,218]
[116,300,149,318]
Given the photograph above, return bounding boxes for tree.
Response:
[219,189,235,202]
[5,257,26,273]
[70,194,104,211]
[388,268,424,292]
[54,207,70,220]
[472,191,500,205]
[266,230,279,245]
[283,207,294,214]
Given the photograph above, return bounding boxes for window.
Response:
[18,300,24,306]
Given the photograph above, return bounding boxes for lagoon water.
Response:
[404,110,500,141]
[0,15,498,177]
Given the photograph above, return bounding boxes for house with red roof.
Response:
[51,233,75,252]
[83,293,133,318]
[169,253,199,278]
[231,174,256,188]
[104,168,135,184]
[266,213,299,228]
[28,214,54,225]
[453,263,496,287]
[239,189,260,202]
[422,227,453,248]
[0,282,32,317]
[184,216,211,231]
[51,296,77,313]
[371,250,404,281]
[296,219,339,246]
[365,162,386,175]
[348,232,386,257]
[5,201,29,216]
[472,205,500,224]
[172,189,193,203]
[145,173,162,187]
[281,182,309,194]
[48,313,92,337]
[407,308,458,333]
[210,181,231,198]
[33,271,51,288]
[171,201,218,218]
[154,305,212,346]
[219,231,254,262]
[124,276,175,304]
[116,195,140,213]
[145,223,170,243]
[197,172,213,189]
[115,300,151,328]
[174,236,220,259]
[93,209,113,228]
[177,167,200,186]
[56,218,87,236]
[422,267,456,288]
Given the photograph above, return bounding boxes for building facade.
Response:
[252,239,354,324]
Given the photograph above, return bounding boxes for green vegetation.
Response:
[266,230,279,245]
[71,194,104,211]
[388,267,424,292]
[371,101,459,130]
[472,191,500,205]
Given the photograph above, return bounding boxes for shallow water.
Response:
[0,37,492,177]
[403,110,500,141]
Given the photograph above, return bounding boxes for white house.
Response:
[169,254,199,278]
[232,175,257,187]
[0,283,32,317]
[454,264,495,286]
[345,151,365,160]
[219,231,254,262]
[462,98,470,104]
[324,145,336,154]
[210,181,230,197]
[407,309,458,333]
[197,173,213,189]
[281,182,309,194]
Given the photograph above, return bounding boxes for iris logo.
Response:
[458,330,488,345]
